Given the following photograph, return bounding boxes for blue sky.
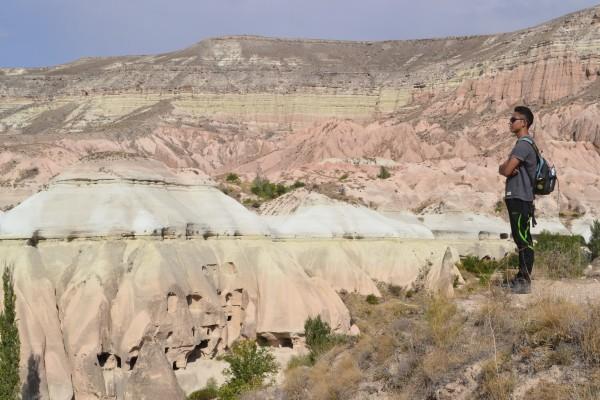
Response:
[1,0,598,67]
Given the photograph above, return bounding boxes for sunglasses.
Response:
[509,117,525,124]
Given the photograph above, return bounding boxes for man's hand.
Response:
[499,157,521,177]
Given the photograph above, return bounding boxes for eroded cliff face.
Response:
[1,5,600,219]
[0,159,495,399]
[1,8,598,125]
[0,237,479,400]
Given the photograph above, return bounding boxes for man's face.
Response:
[509,112,527,134]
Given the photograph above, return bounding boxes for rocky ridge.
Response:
[0,5,600,227]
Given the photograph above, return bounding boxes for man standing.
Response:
[498,106,538,294]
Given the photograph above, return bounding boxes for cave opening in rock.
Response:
[97,353,109,366]
[128,356,138,370]
[257,335,293,348]
[186,294,203,313]
[97,352,122,368]
[187,340,209,364]
[205,325,218,336]
[167,292,178,313]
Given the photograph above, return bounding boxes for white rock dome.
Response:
[260,189,434,239]
[0,158,270,239]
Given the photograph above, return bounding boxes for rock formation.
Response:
[0,157,269,239]
[0,5,599,230]
[0,159,471,399]
[260,188,434,239]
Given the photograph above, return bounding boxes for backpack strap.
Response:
[518,136,544,176]
[517,136,540,157]
[516,137,543,201]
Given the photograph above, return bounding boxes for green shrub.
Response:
[339,173,349,181]
[494,200,505,214]
[303,315,350,363]
[187,378,218,400]
[535,231,585,252]
[225,173,241,184]
[458,254,518,285]
[250,178,288,200]
[250,178,306,200]
[218,340,278,400]
[305,315,332,358]
[0,267,20,400]
[588,220,600,260]
[535,231,586,278]
[366,294,379,305]
[460,256,497,284]
[377,166,391,179]
[242,198,261,209]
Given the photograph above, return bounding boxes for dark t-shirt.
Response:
[504,136,537,202]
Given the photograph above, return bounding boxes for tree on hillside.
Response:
[0,266,20,400]
[225,173,241,184]
[590,219,600,260]
[218,340,277,399]
[377,166,391,179]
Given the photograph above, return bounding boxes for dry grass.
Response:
[525,381,571,400]
[281,282,600,400]
[421,348,456,381]
[581,305,600,365]
[283,366,311,400]
[475,287,515,336]
[526,373,600,400]
[390,295,478,398]
[466,298,600,400]
[424,296,462,349]
[479,356,516,400]
[285,292,429,398]
[521,297,584,347]
[354,333,396,369]
[534,250,587,279]
[284,348,362,400]
[454,291,600,399]
[545,343,576,366]
[340,292,413,336]
[286,354,312,370]
[574,369,600,399]
[313,353,362,399]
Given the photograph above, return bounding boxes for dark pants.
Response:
[505,198,535,282]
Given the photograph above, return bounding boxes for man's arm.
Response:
[498,157,520,177]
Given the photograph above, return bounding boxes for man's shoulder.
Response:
[515,136,536,152]
[511,137,537,162]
